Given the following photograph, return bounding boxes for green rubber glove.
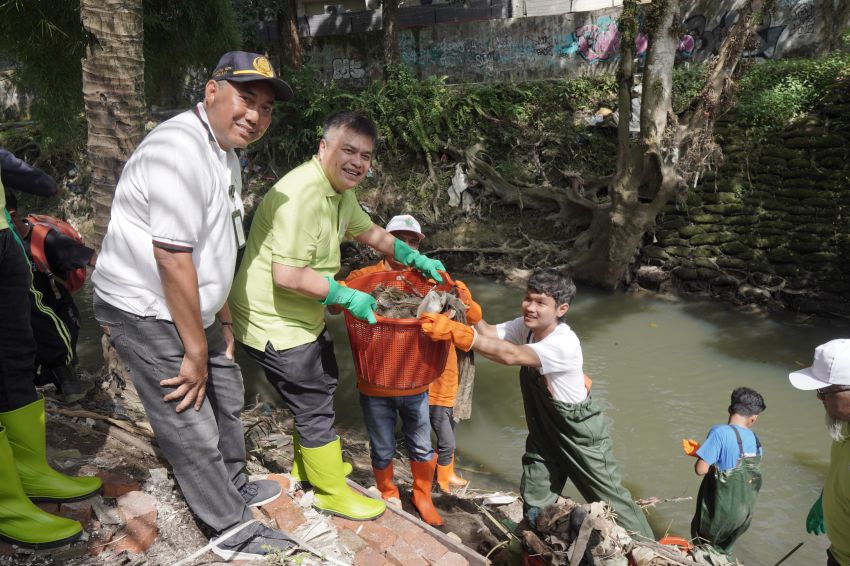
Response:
[393,240,445,283]
[806,493,825,535]
[320,277,377,324]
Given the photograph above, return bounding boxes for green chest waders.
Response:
[691,426,763,553]
[518,353,653,540]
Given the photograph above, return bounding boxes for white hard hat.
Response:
[385,214,425,240]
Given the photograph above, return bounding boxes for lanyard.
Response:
[191,106,246,249]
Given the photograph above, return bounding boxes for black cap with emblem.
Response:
[211,51,294,102]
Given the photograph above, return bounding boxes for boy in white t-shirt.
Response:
[420,268,653,540]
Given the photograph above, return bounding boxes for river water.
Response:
[75,277,845,565]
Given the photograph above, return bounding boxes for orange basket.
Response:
[343,270,454,390]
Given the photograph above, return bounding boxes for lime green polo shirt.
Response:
[824,423,850,565]
[229,157,373,351]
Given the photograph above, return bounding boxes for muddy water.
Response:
[76,278,844,564]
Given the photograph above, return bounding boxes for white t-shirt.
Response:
[496,317,587,404]
[92,103,244,327]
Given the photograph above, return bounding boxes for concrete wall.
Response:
[300,0,849,86]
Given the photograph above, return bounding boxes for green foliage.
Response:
[359,65,450,157]
[255,67,621,175]
[0,0,241,153]
[0,1,86,151]
[144,0,241,106]
[252,67,350,168]
[734,54,850,136]
[671,64,706,114]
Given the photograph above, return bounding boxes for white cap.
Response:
[789,339,850,390]
[385,214,424,240]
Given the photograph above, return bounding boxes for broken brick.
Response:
[36,502,60,514]
[273,505,307,532]
[111,491,157,554]
[438,551,470,566]
[98,472,140,498]
[356,520,398,553]
[353,545,387,566]
[385,536,429,566]
[337,528,369,555]
[59,500,93,525]
[267,473,291,492]
[407,530,448,563]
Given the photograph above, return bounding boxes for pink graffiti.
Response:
[575,21,621,63]
[635,32,648,55]
[677,34,696,56]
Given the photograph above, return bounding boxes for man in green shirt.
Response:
[229,111,444,521]
[789,339,850,566]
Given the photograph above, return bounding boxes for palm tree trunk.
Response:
[81,0,146,251]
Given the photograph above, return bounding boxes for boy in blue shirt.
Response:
[686,387,766,554]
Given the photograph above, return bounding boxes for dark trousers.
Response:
[0,228,39,412]
[242,329,339,448]
[94,294,252,533]
[429,405,456,466]
[30,273,80,372]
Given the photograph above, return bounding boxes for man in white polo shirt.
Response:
[93,52,297,560]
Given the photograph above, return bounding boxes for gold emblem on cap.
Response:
[253,56,274,78]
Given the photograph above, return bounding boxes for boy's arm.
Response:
[422,313,541,368]
[472,332,542,368]
[693,429,720,476]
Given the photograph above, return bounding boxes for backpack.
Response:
[26,213,87,294]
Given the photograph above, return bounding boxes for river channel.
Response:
[75,277,845,565]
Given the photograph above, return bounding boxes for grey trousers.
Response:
[429,405,456,466]
[94,294,252,533]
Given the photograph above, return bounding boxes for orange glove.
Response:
[583,374,592,392]
[455,280,483,325]
[420,312,476,352]
[682,439,701,457]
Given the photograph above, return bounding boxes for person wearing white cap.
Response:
[342,214,482,527]
[789,339,850,566]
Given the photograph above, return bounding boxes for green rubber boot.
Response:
[0,398,102,502]
[290,432,352,483]
[0,426,82,548]
[300,437,385,521]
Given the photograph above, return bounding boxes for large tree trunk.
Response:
[383,0,399,70]
[81,0,146,252]
[570,0,767,289]
[278,0,303,70]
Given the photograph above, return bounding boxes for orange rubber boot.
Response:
[372,464,400,503]
[410,457,443,527]
[437,454,468,492]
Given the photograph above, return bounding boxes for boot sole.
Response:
[0,529,82,550]
[28,486,102,504]
[247,490,282,508]
[313,504,385,522]
[210,546,271,561]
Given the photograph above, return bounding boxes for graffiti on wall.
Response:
[790,0,816,35]
[314,3,817,84]
[678,10,791,60]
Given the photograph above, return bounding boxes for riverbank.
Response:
[1,363,749,566]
